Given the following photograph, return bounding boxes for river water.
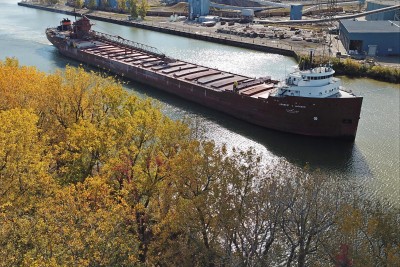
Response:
[1,0,399,205]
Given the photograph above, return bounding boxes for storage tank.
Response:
[198,16,219,23]
[290,4,303,20]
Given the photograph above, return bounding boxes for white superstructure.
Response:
[275,65,342,98]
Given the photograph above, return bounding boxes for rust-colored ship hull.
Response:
[46,28,362,140]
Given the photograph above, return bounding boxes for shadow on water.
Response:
[47,46,81,69]
[125,80,372,176]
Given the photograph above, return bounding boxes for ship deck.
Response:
[77,39,277,99]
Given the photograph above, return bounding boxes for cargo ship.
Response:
[46,16,363,140]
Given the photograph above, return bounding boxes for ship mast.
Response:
[309,49,314,69]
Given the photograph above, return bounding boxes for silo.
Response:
[188,0,210,20]
[290,4,303,20]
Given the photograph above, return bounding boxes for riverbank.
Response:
[18,2,300,58]
[298,54,400,84]
[333,58,400,83]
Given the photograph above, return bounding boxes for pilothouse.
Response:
[275,50,352,98]
[276,65,342,98]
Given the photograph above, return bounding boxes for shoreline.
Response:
[17,2,400,84]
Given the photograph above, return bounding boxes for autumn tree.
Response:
[138,0,148,19]
[219,156,288,266]
[117,0,127,11]
[26,176,141,266]
[0,58,48,112]
[75,0,84,8]
[277,171,347,267]
[0,108,53,210]
[165,141,230,266]
[88,0,96,9]
[1,58,399,266]
[127,0,138,18]
[101,107,191,263]
[333,199,400,267]
[0,108,56,267]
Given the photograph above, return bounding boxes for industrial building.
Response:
[339,19,400,56]
[188,0,210,19]
[83,0,117,9]
[365,0,400,21]
[290,4,303,20]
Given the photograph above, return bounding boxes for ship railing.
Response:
[90,30,166,59]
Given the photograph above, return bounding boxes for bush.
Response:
[298,55,400,84]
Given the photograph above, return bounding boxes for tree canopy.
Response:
[0,58,399,267]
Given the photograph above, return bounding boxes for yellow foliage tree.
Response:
[0,108,56,267]
[1,58,399,266]
[24,176,140,266]
[0,108,53,209]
